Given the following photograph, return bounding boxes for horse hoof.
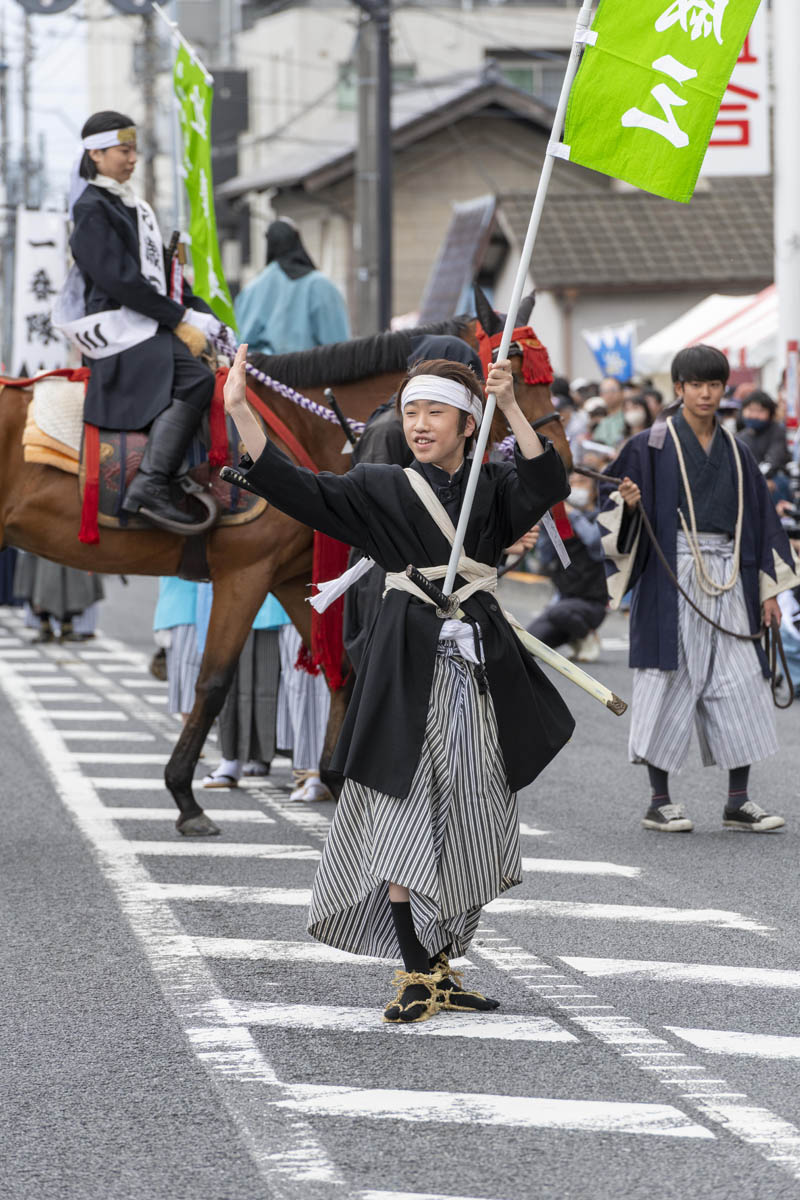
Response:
[177,812,221,837]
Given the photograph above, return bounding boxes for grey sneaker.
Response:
[642,803,694,832]
[723,800,785,833]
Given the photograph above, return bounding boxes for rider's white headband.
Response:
[401,375,483,429]
[83,127,137,151]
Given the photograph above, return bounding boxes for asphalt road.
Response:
[2,576,800,1200]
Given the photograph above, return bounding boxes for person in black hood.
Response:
[739,389,790,475]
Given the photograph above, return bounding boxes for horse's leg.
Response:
[167,564,275,836]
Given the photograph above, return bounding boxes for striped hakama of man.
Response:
[308,641,522,960]
[277,624,331,770]
[217,628,281,763]
[629,532,777,773]
[165,622,202,715]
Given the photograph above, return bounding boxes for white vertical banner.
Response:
[12,209,69,375]
[701,4,769,178]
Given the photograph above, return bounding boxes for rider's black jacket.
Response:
[71,185,213,431]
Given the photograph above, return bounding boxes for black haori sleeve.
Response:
[495,441,570,546]
[71,197,185,329]
[241,439,372,548]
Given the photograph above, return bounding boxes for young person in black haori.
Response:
[60,111,222,530]
[224,343,575,1023]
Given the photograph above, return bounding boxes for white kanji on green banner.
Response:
[564,0,763,203]
[173,46,236,327]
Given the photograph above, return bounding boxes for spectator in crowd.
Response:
[642,387,664,422]
[592,377,626,448]
[572,397,613,465]
[14,553,103,643]
[527,471,608,663]
[153,577,201,725]
[203,593,290,788]
[234,219,350,355]
[622,395,653,440]
[739,390,790,474]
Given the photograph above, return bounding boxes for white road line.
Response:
[561,958,800,988]
[61,731,156,741]
[195,1000,577,1043]
[472,938,800,1182]
[521,859,641,878]
[667,1029,800,1060]
[23,677,78,686]
[96,663,148,673]
[31,692,104,702]
[42,710,127,720]
[274,1085,713,1138]
[0,645,344,1195]
[118,678,166,688]
[487,902,768,932]
[0,648,42,658]
[89,778,172,790]
[11,663,58,672]
[362,1193,512,1200]
[518,824,549,837]
[125,840,320,859]
[171,937,393,966]
[146,695,167,704]
[141,884,311,903]
[98,808,275,824]
[71,752,170,764]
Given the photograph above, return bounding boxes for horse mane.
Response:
[247,317,473,390]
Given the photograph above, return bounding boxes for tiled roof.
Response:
[500,177,773,292]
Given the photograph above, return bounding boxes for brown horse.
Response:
[0,317,570,835]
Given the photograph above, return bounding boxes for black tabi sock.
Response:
[390,901,430,973]
[727,765,751,812]
[647,764,670,809]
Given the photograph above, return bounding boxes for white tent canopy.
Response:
[636,287,777,376]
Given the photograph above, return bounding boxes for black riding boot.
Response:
[122,399,204,527]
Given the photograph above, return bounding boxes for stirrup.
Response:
[383,969,441,1025]
[136,479,219,536]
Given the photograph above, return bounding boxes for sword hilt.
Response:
[405,565,458,618]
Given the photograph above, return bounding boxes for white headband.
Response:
[401,375,483,429]
[83,127,136,151]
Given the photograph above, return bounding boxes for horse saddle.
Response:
[22,375,266,530]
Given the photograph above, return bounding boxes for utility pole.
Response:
[773,0,800,424]
[141,9,158,207]
[353,0,392,335]
[0,11,12,368]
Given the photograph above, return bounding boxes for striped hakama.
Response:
[218,628,281,763]
[277,624,330,770]
[629,532,777,773]
[308,641,521,959]
[165,623,202,715]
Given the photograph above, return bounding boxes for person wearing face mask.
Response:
[622,396,652,440]
[527,472,608,662]
[739,390,790,475]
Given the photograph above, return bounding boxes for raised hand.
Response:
[223,343,249,415]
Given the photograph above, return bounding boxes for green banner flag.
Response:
[563,0,763,203]
[173,46,236,327]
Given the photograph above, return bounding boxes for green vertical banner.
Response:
[173,45,237,327]
[564,0,763,203]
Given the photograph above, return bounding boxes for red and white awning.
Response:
[636,286,777,375]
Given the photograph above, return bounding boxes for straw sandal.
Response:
[431,952,500,1012]
[383,969,442,1024]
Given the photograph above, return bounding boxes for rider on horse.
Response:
[57,110,222,531]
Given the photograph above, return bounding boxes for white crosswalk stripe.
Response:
[5,613,800,1193]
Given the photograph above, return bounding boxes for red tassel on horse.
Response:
[210,369,231,467]
[311,532,350,690]
[80,423,101,545]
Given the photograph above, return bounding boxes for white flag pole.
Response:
[442,0,595,598]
